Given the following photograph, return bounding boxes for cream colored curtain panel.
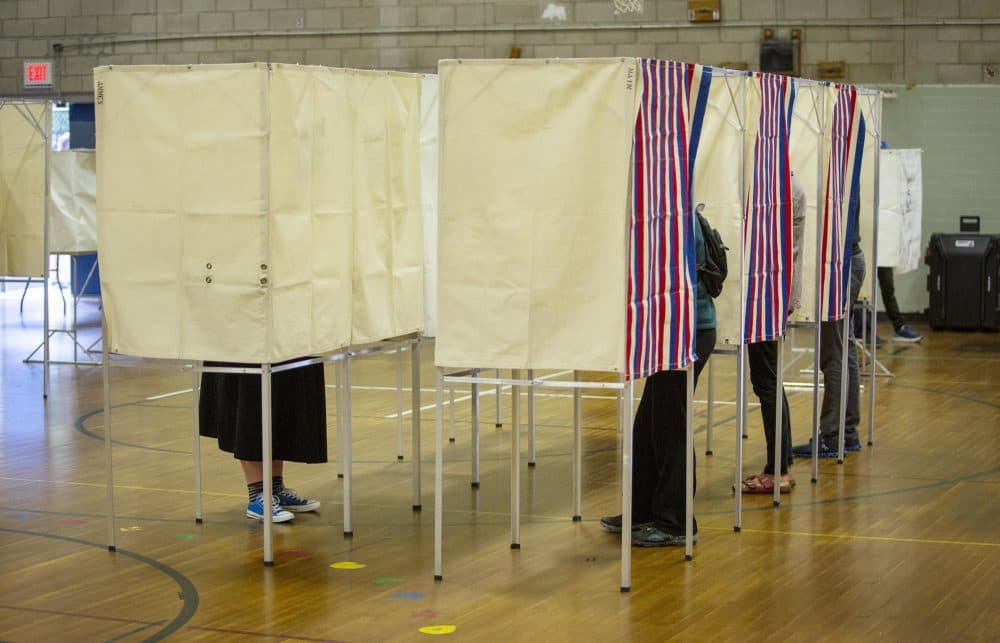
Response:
[857,93,881,299]
[49,149,97,254]
[0,102,47,278]
[420,73,439,337]
[788,83,824,324]
[96,64,422,363]
[436,58,639,372]
[692,73,743,346]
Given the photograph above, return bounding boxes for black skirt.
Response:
[199,361,328,463]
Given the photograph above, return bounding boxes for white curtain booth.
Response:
[435,57,720,591]
[97,63,423,363]
[878,149,922,273]
[0,101,47,279]
[95,63,424,561]
[49,150,97,255]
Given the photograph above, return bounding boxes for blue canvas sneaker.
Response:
[274,487,320,513]
[247,493,295,523]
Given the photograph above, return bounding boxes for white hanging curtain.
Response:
[0,102,47,277]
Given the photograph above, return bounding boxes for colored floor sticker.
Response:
[12,513,33,521]
[119,526,142,532]
[391,592,424,600]
[374,577,403,585]
[176,533,200,540]
[280,550,313,559]
[330,561,366,570]
[419,625,456,635]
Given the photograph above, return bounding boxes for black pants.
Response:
[748,340,793,475]
[631,328,716,536]
[877,266,906,331]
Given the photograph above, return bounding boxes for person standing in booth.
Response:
[200,362,326,522]
[600,211,717,547]
[741,171,807,493]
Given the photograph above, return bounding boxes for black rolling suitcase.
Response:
[925,233,1000,330]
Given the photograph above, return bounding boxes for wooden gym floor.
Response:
[0,281,998,642]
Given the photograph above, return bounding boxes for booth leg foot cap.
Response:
[733,526,741,533]
[107,545,116,552]
[510,543,520,550]
[572,515,582,522]
[264,561,274,567]
[434,575,443,581]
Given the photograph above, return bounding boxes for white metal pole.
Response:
[812,84,827,484]
[471,370,480,487]
[527,369,536,467]
[868,93,882,447]
[434,367,444,580]
[343,357,354,535]
[261,362,274,565]
[102,315,115,551]
[412,342,422,510]
[336,358,344,479]
[572,369,582,521]
[511,369,521,549]
[495,369,502,427]
[773,339,785,507]
[192,362,203,523]
[448,382,456,443]
[620,377,634,592]
[396,347,404,460]
[705,358,714,455]
[734,72,748,532]
[685,364,695,561]
[837,306,850,464]
[735,345,746,531]
[43,103,51,399]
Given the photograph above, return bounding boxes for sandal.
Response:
[737,473,796,494]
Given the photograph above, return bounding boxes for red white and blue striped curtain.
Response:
[626,59,711,379]
[742,72,796,343]
[820,84,862,321]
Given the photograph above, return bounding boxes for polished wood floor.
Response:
[1,280,998,642]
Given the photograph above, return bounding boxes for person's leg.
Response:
[646,328,715,537]
[628,380,659,524]
[877,266,906,331]
[242,460,294,522]
[844,252,866,445]
[240,460,284,485]
[748,340,794,480]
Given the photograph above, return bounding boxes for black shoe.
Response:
[632,525,697,547]
[599,514,652,533]
[845,438,862,452]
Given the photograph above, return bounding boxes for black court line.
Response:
[75,407,189,454]
[0,527,198,642]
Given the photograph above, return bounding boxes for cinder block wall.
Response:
[2,1,1000,99]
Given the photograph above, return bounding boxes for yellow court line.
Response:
[703,525,1000,548]
[0,475,244,499]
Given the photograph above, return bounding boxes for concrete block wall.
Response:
[1,0,1000,98]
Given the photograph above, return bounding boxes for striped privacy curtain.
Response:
[627,59,711,378]
[742,72,796,343]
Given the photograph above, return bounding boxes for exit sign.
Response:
[24,60,54,88]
